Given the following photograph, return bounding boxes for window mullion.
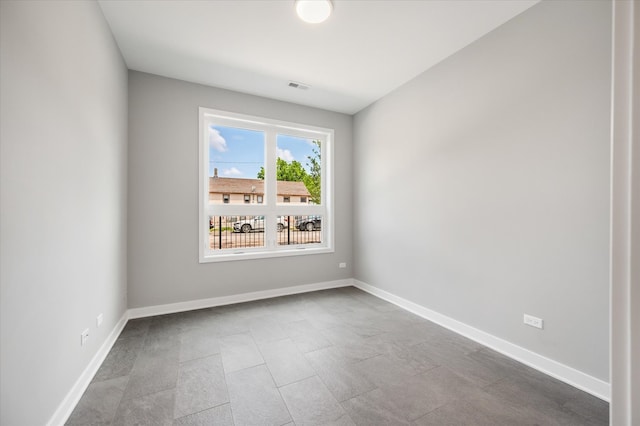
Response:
[264,130,278,247]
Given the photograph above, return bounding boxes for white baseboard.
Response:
[128,279,354,319]
[353,279,611,402]
[47,311,128,426]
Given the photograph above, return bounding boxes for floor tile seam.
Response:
[410,403,443,424]
[211,329,252,339]
[227,396,241,425]
[121,362,180,403]
[218,330,259,346]
[435,358,504,389]
[75,375,131,425]
[277,374,357,425]
[270,368,318,389]
[349,348,384,364]
[172,401,231,422]
[336,385,386,412]
[119,347,179,403]
[308,360,376,403]
[114,381,176,420]
[403,394,460,423]
[178,351,222,365]
[222,360,267,376]
[275,383,296,425]
[480,378,580,419]
[254,337,287,388]
[357,353,429,382]
[276,372,328,393]
[91,370,132,386]
[480,375,519,392]
[254,339,318,388]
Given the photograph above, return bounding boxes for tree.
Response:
[257,141,321,203]
[257,158,308,181]
[303,141,321,203]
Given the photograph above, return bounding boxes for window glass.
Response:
[277,215,323,246]
[209,125,265,205]
[209,215,268,250]
[276,135,321,205]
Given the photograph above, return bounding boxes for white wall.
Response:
[127,71,352,308]
[0,1,128,424]
[353,0,611,382]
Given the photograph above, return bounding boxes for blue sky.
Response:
[209,125,317,179]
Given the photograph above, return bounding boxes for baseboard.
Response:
[47,311,129,426]
[353,279,611,402]
[128,278,354,319]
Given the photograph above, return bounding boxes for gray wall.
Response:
[0,1,128,424]
[353,0,611,381]
[128,72,352,308]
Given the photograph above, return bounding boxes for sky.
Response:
[209,125,318,179]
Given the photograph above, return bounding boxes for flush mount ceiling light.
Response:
[295,0,333,24]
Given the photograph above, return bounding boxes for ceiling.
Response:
[98,0,539,115]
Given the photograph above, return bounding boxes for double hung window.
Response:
[199,108,333,262]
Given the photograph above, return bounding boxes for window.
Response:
[199,107,333,262]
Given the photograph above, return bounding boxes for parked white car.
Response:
[233,216,288,233]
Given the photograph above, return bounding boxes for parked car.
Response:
[233,216,288,233]
[295,216,321,231]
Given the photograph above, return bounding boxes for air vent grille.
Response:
[288,81,310,90]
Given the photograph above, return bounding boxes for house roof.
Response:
[209,177,310,197]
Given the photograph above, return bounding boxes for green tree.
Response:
[257,158,308,181]
[303,141,321,203]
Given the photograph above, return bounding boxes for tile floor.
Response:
[67,287,608,425]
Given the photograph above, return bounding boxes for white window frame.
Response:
[199,107,334,263]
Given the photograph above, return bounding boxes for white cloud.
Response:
[277,148,294,162]
[209,127,228,152]
[222,167,242,176]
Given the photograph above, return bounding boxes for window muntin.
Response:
[199,108,333,262]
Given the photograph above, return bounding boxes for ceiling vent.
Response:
[288,81,310,90]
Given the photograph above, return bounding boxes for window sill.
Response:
[199,246,334,263]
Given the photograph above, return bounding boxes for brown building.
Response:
[209,176,310,205]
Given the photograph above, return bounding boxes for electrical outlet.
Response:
[339,262,347,268]
[96,313,103,327]
[524,314,543,329]
[80,329,90,346]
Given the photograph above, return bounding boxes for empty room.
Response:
[1,0,637,425]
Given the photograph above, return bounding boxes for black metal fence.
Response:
[209,215,322,250]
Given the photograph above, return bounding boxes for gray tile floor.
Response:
[67,287,608,425]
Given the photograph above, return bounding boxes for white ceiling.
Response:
[98,0,538,114]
